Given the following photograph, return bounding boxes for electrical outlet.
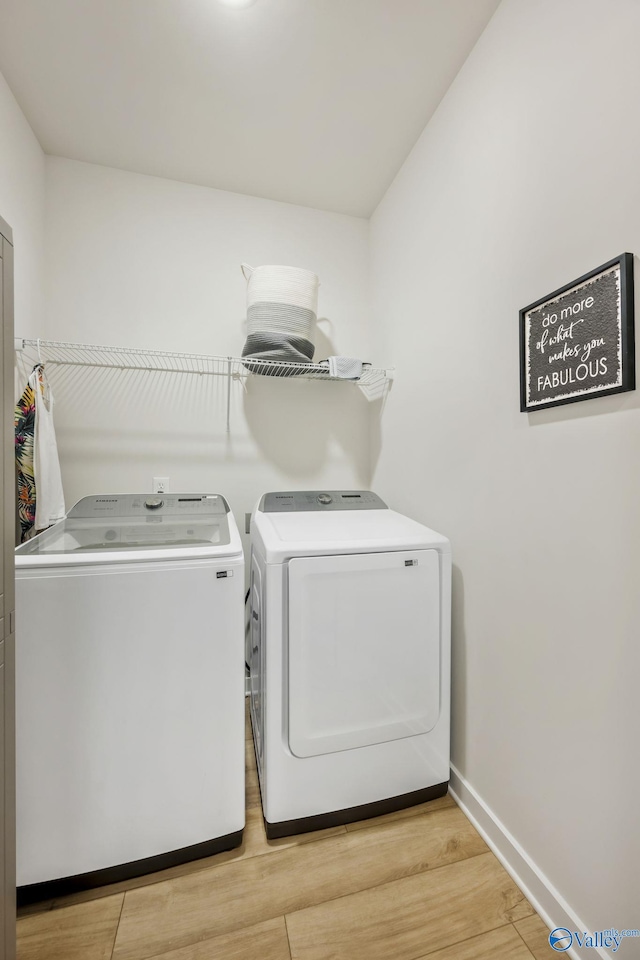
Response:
[153,477,169,494]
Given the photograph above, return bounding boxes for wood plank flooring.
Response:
[17,706,556,960]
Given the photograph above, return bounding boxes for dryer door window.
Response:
[287,549,440,758]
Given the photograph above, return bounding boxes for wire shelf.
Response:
[16,338,391,384]
[15,338,393,430]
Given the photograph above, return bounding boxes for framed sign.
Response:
[520,253,635,412]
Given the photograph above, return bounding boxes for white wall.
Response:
[0,70,45,337]
[40,157,372,553]
[370,0,640,944]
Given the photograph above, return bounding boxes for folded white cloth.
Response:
[33,366,65,532]
[326,356,364,379]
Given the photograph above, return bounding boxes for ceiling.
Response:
[0,0,500,217]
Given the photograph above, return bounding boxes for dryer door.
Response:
[288,549,440,758]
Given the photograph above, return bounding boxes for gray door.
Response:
[0,214,16,960]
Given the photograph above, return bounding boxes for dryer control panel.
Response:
[260,490,387,512]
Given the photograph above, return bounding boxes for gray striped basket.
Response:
[241,263,319,366]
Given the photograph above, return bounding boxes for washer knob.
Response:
[317,494,333,505]
[144,498,164,510]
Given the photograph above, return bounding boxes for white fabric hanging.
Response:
[31,365,65,532]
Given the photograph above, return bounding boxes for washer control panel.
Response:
[67,494,229,519]
[260,491,387,512]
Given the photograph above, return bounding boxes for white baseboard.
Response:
[449,764,610,960]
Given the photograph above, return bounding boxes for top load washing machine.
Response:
[15,493,245,903]
[249,490,451,838]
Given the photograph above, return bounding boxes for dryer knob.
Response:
[317,494,333,505]
[144,498,164,510]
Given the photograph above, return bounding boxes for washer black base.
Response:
[264,781,449,840]
[17,828,244,907]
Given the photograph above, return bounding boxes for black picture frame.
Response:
[519,253,635,412]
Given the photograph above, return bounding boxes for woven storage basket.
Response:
[241,263,319,366]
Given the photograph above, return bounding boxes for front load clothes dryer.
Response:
[15,493,245,903]
[249,490,451,839]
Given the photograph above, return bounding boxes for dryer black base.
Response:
[264,781,449,840]
[17,829,244,907]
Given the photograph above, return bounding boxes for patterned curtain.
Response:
[15,368,38,542]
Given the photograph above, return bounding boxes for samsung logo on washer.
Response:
[95,499,118,503]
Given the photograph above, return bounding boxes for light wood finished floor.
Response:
[17,705,558,960]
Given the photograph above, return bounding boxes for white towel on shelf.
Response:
[33,365,65,532]
[326,356,364,380]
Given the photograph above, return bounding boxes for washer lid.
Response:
[16,493,243,566]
